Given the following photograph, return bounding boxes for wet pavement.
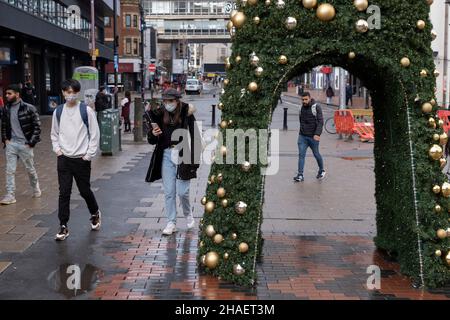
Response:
[0,88,448,299]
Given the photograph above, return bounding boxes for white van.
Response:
[185,79,203,95]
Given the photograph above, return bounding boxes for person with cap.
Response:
[145,88,202,235]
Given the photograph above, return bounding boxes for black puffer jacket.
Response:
[299,99,323,137]
[1,100,41,147]
[145,102,201,182]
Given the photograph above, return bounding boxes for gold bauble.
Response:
[276,0,285,9]
[253,16,261,25]
[226,21,234,31]
[348,52,356,59]
[241,0,248,6]
[278,55,288,65]
[355,19,369,33]
[433,134,440,141]
[231,12,246,28]
[217,187,226,198]
[440,133,449,146]
[420,69,428,78]
[200,241,204,247]
[205,251,220,269]
[228,120,233,126]
[224,252,229,260]
[428,117,436,127]
[437,229,447,239]
[235,56,242,64]
[217,173,223,183]
[233,264,245,275]
[231,233,238,240]
[441,182,450,197]
[241,161,252,172]
[435,204,442,213]
[421,102,432,113]
[239,242,249,253]
[440,158,447,168]
[431,30,437,41]
[205,225,216,237]
[221,199,229,208]
[218,102,224,110]
[353,0,368,11]
[430,99,437,106]
[248,0,258,5]
[248,82,258,92]
[429,144,443,160]
[255,67,264,77]
[210,175,216,183]
[220,146,227,156]
[223,79,230,86]
[302,0,317,9]
[220,120,228,129]
[201,196,207,205]
[235,201,248,215]
[416,20,426,30]
[214,234,224,244]
[400,57,411,68]
[201,254,206,265]
[316,3,336,22]
[205,201,215,213]
[433,185,441,194]
[438,119,445,127]
[265,0,271,5]
[285,17,297,30]
[225,63,232,70]
[230,10,238,18]
[434,70,440,77]
[250,55,260,66]
[435,250,442,257]
[446,252,450,266]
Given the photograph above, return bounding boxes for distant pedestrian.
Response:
[121,91,131,133]
[95,86,109,123]
[293,92,326,182]
[145,88,201,236]
[346,82,353,107]
[51,79,101,241]
[21,81,37,106]
[326,86,334,105]
[1,84,41,205]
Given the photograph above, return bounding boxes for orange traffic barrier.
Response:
[437,110,450,133]
[334,109,375,141]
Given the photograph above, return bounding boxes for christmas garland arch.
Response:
[198,0,450,288]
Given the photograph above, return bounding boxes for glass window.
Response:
[125,14,131,27]
[104,16,111,27]
[133,38,139,55]
[133,15,138,28]
[126,38,132,54]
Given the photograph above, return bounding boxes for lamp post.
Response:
[139,0,145,102]
[113,0,118,109]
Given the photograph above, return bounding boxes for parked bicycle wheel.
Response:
[325,117,337,134]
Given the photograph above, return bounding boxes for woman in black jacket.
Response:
[145,88,201,235]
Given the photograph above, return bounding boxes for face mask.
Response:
[165,103,177,113]
[64,93,78,103]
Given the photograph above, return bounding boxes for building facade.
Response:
[104,0,142,92]
[0,0,114,114]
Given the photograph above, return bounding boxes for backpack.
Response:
[55,103,90,138]
[299,103,318,117]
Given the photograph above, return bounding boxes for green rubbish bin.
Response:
[100,109,120,155]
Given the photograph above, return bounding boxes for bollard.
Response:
[134,97,143,142]
[283,107,288,131]
[211,104,217,128]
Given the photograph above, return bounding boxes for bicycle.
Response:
[325,116,337,134]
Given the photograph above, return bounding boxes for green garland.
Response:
[197,0,450,288]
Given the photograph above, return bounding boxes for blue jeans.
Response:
[162,148,191,224]
[297,135,324,175]
[5,141,39,196]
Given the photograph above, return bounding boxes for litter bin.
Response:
[100,109,120,155]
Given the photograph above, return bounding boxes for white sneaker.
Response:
[0,195,16,205]
[162,222,177,235]
[186,214,195,229]
[32,188,42,198]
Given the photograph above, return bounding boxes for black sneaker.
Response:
[293,174,305,182]
[90,211,101,231]
[317,170,327,180]
[55,225,69,241]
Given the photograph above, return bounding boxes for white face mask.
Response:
[165,102,177,113]
[64,93,78,103]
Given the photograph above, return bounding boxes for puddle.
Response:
[47,263,104,298]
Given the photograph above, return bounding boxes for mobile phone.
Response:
[151,122,159,129]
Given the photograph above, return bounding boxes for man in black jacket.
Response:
[1,84,41,204]
[294,92,326,182]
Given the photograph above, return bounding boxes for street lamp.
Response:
[139,0,145,102]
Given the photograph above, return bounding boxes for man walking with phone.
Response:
[293,92,326,182]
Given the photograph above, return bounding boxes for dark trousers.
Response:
[124,115,131,132]
[57,156,99,226]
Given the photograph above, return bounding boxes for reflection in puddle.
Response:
[47,263,104,298]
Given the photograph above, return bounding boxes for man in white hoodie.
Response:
[51,79,101,241]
